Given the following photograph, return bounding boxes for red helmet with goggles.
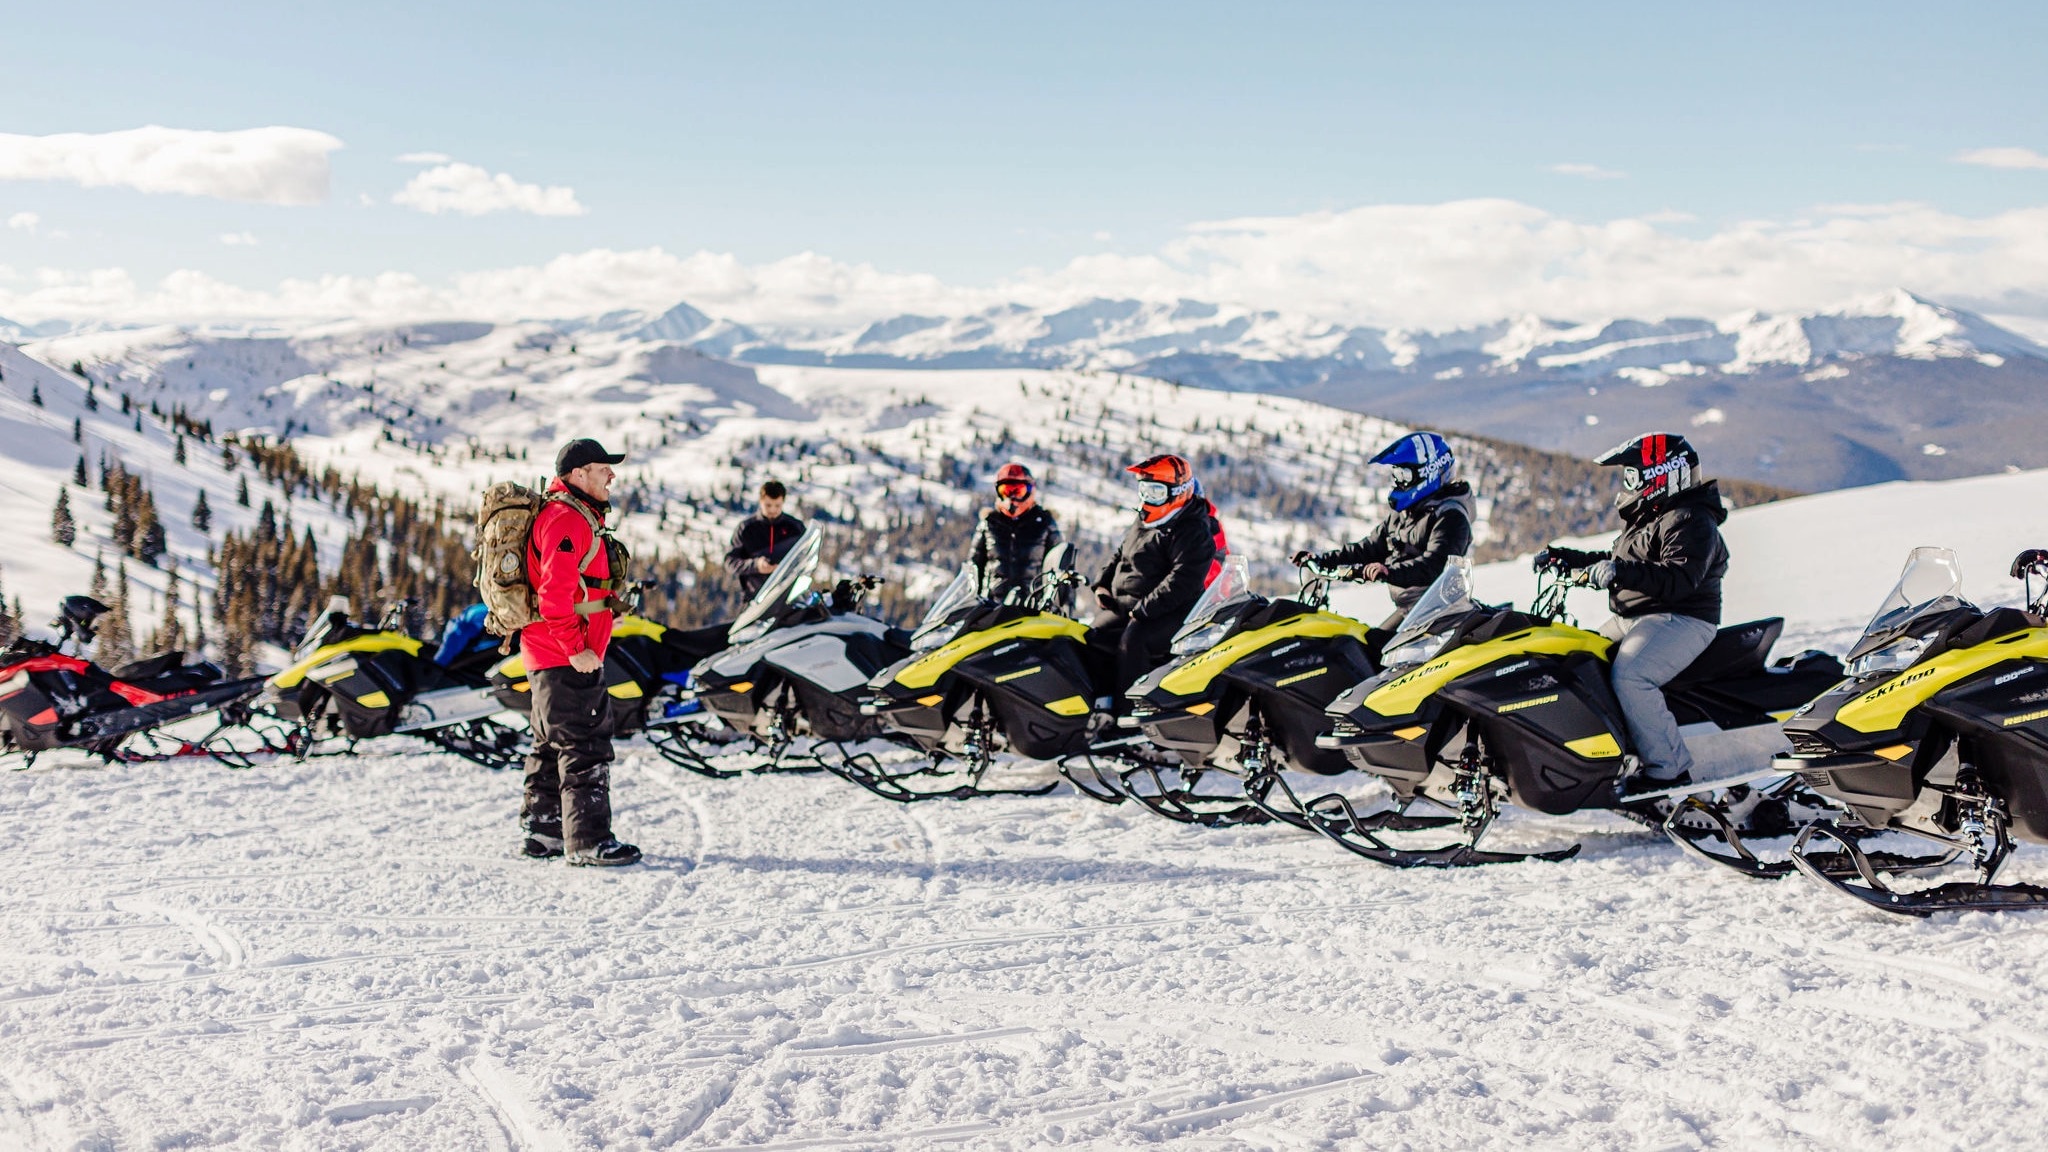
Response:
[993,461,1035,514]
[1127,453,1195,525]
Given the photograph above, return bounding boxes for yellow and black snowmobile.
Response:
[1295,556,1843,868]
[1104,556,1381,826]
[1776,546,2048,914]
[265,597,526,770]
[858,544,1160,801]
[487,612,735,774]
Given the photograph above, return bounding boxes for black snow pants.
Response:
[1087,611,1183,703]
[522,666,615,852]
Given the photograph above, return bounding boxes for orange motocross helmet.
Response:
[1127,453,1195,525]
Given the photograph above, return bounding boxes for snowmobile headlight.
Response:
[1848,635,1931,678]
[1170,620,1232,656]
[1381,631,1452,670]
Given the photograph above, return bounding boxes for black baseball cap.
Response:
[555,438,626,476]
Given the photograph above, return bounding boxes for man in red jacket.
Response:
[520,438,640,866]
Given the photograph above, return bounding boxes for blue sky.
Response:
[3,0,2046,330]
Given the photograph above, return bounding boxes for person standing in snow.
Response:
[724,480,807,601]
[1536,432,1729,796]
[1088,453,1219,701]
[520,438,641,867]
[1293,431,1474,632]
[969,462,1062,603]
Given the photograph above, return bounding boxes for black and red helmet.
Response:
[993,461,1035,513]
[1596,432,1701,509]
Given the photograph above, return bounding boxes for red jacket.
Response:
[519,480,614,671]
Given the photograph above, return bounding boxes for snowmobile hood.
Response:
[1833,624,2048,734]
[1156,609,1369,699]
[270,632,424,690]
[879,613,1086,692]
[1357,623,1612,719]
[700,613,890,679]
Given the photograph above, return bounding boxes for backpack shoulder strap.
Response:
[541,492,607,572]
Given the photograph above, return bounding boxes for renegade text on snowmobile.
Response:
[0,596,268,767]
[264,597,527,770]
[1775,546,2048,914]
[858,544,1156,801]
[1104,555,1381,826]
[690,526,915,776]
[1294,556,1844,868]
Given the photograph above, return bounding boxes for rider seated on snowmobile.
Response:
[970,462,1062,604]
[1292,431,1473,640]
[434,603,497,666]
[1535,432,1729,795]
[1088,453,1219,704]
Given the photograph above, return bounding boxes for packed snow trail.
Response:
[4,739,2048,1150]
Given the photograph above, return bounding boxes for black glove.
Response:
[1095,588,1115,611]
[1290,550,1312,567]
[2013,549,2048,580]
[1535,546,1602,573]
[830,579,858,612]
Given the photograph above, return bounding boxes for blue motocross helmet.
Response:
[1372,432,1455,512]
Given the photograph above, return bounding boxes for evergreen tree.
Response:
[72,417,81,443]
[50,488,76,546]
[236,475,250,506]
[151,559,185,653]
[174,434,186,465]
[85,386,98,411]
[0,565,13,646]
[135,503,166,567]
[192,489,212,533]
[30,384,41,407]
[222,444,237,471]
[72,455,87,487]
[89,552,108,602]
[93,560,134,668]
[132,412,143,433]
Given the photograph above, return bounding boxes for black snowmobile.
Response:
[1103,556,1382,826]
[264,597,526,770]
[689,526,915,777]
[859,544,1162,801]
[0,596,268,767]
[1775,546,2048,915]
[1290,555,1844,869]
[487,611,734,774]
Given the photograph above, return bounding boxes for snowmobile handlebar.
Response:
[2014,549,2048,616]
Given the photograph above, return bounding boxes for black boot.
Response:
[523,821,564,859]
[567,838,642,867]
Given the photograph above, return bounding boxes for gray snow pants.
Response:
[1599,613,1716,779]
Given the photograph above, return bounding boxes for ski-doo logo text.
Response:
[1859,664,1942,701]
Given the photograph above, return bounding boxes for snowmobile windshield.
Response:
[1380,555,1476,668]
[1846,546,1970,671]
[728,526,822,645]
[1171,555,1256,655]
[911,566,983,652]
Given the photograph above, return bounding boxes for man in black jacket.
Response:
[1538,432,1729,793]
[724,480,806,600]
[970,462,1062,602]
[1090,453,1219,700]
[1293,431,1473,630]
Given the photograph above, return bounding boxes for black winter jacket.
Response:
[1551,483,1729,623]
[1314,482,1476,611]
[970,505,1062,602]
[724,513,807,600]
[1094,507,1220,624]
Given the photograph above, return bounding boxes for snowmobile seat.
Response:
[1669,618,1782,686]
[112,651,189,682]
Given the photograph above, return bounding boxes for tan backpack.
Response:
[472,481,605,641]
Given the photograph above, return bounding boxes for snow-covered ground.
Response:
[9,465,2048,1149]
[10,738,2048,1151]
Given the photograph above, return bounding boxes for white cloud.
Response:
[6,211,36,232]
[1551,163,1627,180]
[218,232,258,246]
[7,198,2048,334]
[391,162,585,217]
[395,151,451,164]
[1955,146,2048,171]
[0,126,342,204]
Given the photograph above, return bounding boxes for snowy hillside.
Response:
[11,469,2048,1148]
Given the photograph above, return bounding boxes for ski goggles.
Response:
[995,480,1033,499]
[1136,479,1191,506]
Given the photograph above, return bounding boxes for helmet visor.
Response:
[995,479,1032,500]
[1136,479,1173,505]
[1389,464,1424,491]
